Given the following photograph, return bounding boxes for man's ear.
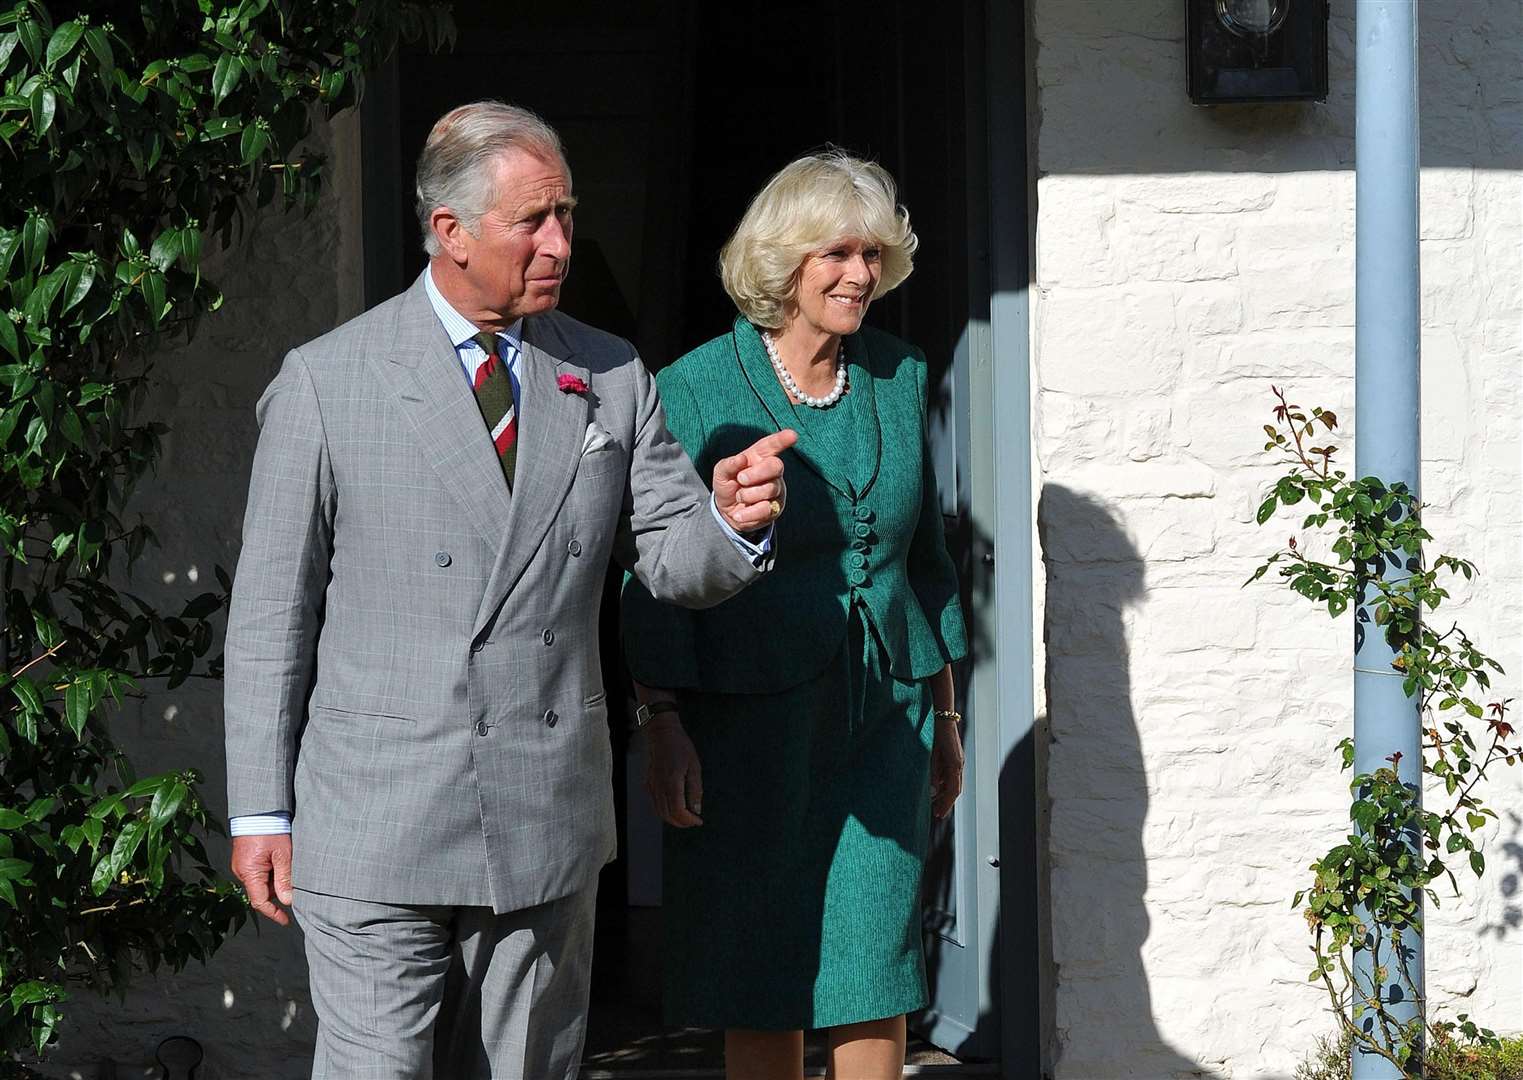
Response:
[430,207,469,265]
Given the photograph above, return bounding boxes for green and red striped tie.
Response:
[470,332,518,488]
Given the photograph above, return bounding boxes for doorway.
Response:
[362,1,1016,1072]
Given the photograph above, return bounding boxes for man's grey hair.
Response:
[415,101,569,256]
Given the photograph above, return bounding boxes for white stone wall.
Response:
[1034,1,1522,1077]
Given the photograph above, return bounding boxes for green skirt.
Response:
[661,603,935,1031]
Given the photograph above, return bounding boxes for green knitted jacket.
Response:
[620,316,967,694]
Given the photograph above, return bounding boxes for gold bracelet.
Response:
[934,708,962,724]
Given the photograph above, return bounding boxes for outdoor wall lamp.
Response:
[1186,0,1329,104]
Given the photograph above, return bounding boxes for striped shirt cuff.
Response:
[710,495,774,568]
[229,812,292,837]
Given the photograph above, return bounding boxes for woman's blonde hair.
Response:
[719,151,918,329]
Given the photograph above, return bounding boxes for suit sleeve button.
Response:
[567,539,583,557]
[542,629,555,646]
[435,551,451,567]
[544,709,559,728]
[475,720,489,736]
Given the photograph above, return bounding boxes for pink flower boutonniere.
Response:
[557,374,590,396]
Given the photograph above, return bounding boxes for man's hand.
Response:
[231,834,295,926]
[712,430,798,533]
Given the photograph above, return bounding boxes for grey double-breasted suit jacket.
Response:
[223,272,762,914]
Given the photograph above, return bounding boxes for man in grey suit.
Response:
[223,101,794,1079]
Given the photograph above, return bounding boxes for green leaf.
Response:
[140,270,166,322]
[83,26,113,80]
[1256,495,1277,525]
[61,259,95,312]
[0,315,18,361]
[64,679,89,738]
[1471,851,1485,877]
[0,808,27,830]
[21,213,49,273]
[88,849,115,896]
[44,20,81,69]
[239,123,269,166]
[102,818,148,883]
[7,982,51,1009]
[148,228,181,272]
[16,18,41,65]
[0,856,34,881]
[10,675,43,715]
[212,51,242,104]
[148,782,189,829]
[57,406,82,447]
[29,84,55,135]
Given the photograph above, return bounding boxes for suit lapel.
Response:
[371,274,513,549]
[473,312,590,636]
[729,317,856,498]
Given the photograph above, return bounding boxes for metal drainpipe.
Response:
[1352,1,1423,1076]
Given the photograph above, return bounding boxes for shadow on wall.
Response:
[918,482,1222,1077]
[1033,484,1221,1080]
[1484,812,1523,939]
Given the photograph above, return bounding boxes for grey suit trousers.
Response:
[293,886,596,1079]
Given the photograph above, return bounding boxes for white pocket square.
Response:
[582,423,619,454]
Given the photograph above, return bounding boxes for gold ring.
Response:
[768,500,782,519]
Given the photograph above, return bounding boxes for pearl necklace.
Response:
[761,330,847,408]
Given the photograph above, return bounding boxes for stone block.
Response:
[1036,176,1123,287]
[1037,286,1185,396]
[1177,282,1246,338]
[1037,392,1120,464]
[1115,206,1240,283]
[1422,167,1477,240]
[1118,173,1278,215]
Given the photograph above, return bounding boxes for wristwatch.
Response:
[634,700,680,728]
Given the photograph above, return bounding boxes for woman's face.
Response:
[787,237,882,339]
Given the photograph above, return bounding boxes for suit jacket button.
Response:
[475,720,488,736]
[470,638,486,654]
[567,539,583,557]
[544,709,559,728]
[542,629,555,646]
[854,522,871,539]
[435,551,451,567]
[849,569,868,587]
[850,552,867,569]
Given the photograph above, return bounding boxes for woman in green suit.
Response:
[621,152,967,1080]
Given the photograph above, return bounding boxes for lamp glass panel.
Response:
[1216,0,1290,36]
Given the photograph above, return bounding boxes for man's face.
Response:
[458,148,575,321]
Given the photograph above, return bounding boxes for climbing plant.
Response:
[0,0,451,1063]
[1250,387,1517,1075]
